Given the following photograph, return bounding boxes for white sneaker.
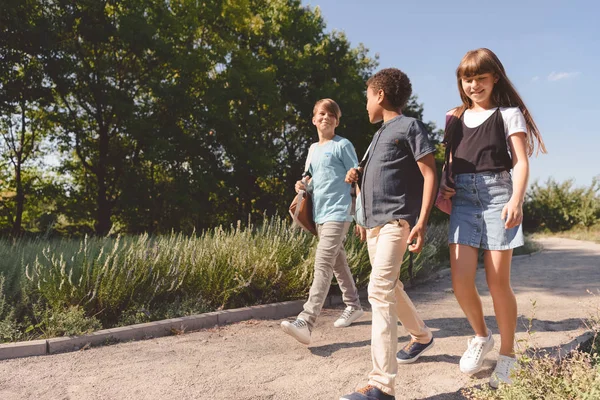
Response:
[489,355,517,388]
[333,306,364,328]
[459,330,495,374]
[281,318,311,345]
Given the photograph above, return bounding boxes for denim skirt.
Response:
[448,171,524,250]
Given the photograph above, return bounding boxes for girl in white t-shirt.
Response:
[440,48,546,388]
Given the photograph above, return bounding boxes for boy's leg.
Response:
[298,221,348,329]
[365,220,411,396]
[331,223,361,310]
[394,229,431,340]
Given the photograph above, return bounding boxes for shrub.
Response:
[524,177,600,232]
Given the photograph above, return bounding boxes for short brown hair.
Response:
[313,98,342,120]
[366,68,412,109]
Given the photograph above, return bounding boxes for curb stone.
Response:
[0,301,303,360]
[0,339,47,361]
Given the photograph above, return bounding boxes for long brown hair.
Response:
[447,48,547,156]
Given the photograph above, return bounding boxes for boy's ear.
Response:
[312,116,317,126]
[493,73,499,84]
[377,89,385,104]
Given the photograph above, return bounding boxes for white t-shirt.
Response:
[462,107,526,139]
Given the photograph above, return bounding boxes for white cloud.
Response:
[547,71,580,81]
[532,76,540,82]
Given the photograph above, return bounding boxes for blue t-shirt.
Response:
[307,135,358,224]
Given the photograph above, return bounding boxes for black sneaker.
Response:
[396,336,434,364]
[339,385,395,400]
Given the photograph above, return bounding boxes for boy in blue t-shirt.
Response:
[281,99,364,345]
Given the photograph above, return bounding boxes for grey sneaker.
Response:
[281,318,311,345]
[334,306,364,328]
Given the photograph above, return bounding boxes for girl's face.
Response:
[461,72,498,107]
[312,106,338,133]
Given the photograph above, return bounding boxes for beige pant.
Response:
[366,220,432,395]
[298,221,361,329]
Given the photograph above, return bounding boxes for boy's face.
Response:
[312,106,338,133]
[366,85,384,124]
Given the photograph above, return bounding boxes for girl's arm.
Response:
[503,131,529,229]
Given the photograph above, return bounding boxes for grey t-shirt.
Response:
[360,115,436,228]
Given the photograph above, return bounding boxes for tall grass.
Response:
[0,216,449,342]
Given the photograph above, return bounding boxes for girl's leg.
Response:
[450,244,488,336]
[483,249,516,356]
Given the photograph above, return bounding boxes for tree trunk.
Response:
[94,127,112,235]
[12,163,24,236]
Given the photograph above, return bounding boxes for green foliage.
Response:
[30,304,102,339]
[524,177,600,232]
[0,216,448,342]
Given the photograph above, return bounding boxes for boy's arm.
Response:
[407,153,437,253]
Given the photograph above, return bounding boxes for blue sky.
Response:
[303,0,599,187]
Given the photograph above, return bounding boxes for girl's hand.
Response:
[501,198,523,229]
[440,184,456,200]
[354,224,366,242]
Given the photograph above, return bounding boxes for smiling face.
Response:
[312,105,338,134]
[461,72,498,107]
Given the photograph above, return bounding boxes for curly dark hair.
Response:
[366,68,412,109]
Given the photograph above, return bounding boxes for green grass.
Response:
[0,216,547,343]
[532,224,600,244]
[0,216,450,343]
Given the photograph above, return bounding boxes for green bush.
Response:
[524,177,600,232]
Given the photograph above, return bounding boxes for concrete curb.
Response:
[0,300,305,361]
[0,339,47,361]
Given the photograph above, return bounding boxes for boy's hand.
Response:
[354,224,366,242]
[345,168,361,184]
[407,223,426,253]
[440,184,456,200]
[295,179,309,193]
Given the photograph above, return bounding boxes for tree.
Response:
[0,0,53,235]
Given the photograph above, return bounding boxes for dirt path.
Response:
[1,237,599,400]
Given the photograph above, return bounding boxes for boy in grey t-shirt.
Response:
[341,69,438,400]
